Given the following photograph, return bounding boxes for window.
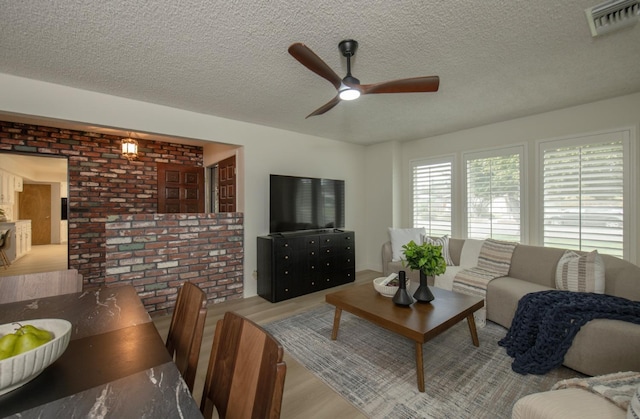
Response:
[412,159,452,236]
[464,147,523,241]
[540,130,630,258]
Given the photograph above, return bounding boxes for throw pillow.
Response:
[476,238,518,276]
[628,384,640,419]
[388,227,426,262]
[425,235,455,266]
[555,250,605,293]
[459,239,485,268]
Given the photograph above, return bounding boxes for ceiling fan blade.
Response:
[289,43,342,90]
[305,96,341,118]
[361,76,440,95]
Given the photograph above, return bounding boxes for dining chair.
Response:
[200,311,287,419]
[0,229,12,269]
[165,281,208,393]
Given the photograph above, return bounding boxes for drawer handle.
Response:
[284,244,288,247]
[284,271,289,275]
[284,255,289,260]
[310,251,315,255]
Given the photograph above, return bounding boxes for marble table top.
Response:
[0,285,203,418]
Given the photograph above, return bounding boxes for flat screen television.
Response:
[270,174,345,234]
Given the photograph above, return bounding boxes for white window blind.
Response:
[465,150,522,241]
[542,138,624,257]
[412,160,452,236]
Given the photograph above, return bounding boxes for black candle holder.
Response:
[392,271,414,306]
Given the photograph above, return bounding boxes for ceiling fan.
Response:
[288,39,440,118]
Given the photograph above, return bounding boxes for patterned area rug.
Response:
[264,304,584,419]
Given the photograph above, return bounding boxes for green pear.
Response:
[17,324,53,341]
[0,334,18,359]
[12,333,48,356]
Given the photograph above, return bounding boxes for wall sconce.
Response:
[121,136,138,160]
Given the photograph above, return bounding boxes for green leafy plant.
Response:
[401,240,447,277]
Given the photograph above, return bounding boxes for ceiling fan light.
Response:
[338,84,361,101]
[339,89,360,100]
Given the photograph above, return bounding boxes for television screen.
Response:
[270,174,345,234]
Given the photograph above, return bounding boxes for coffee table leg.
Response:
[415,342,425,392]
[466,314,480,347]
[331,308,342,340]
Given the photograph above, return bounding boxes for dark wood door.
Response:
[157,163,205,213]
[217,156,236,212]
[19,184,51,245]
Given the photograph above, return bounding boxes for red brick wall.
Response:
[104,213,244,315]
[0,120,210,284]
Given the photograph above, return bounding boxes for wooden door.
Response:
[19,184,51,245]
[157,163,205,213]
[217,156,236,212]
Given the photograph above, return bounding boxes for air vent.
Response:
[585,0,640,36]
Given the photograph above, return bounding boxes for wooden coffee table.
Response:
[325,282,484,392]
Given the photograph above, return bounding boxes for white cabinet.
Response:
[14,176,23,192]
[0,170,20,205]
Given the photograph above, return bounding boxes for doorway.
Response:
[0,153,68,276]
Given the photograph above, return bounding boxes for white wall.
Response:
[0,73,368,298]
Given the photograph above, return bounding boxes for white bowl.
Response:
[373,276,410,297]
[0,318,72,395]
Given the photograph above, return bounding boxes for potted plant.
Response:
[401,240,447,302]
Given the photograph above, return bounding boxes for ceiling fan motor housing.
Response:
[338,39,358,57]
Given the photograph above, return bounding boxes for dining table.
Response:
[0,284,203,418]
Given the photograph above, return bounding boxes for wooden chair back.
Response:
[165,281,207,393]
[0,269,83,304]
[0,229,12,268]
[201,311,287,419]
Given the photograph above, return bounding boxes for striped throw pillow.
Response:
[555,250,605,293]
[426,235,455,266]
[476,238,518,276]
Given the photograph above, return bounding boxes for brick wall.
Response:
[104,213,244,315]
[0,120,245,310]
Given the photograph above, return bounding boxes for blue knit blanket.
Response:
[498,290,640,375]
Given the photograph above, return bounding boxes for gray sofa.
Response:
[382,238,640,376]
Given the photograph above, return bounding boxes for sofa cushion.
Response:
[459,239,484,267]
[426,235,455,266]
[434,266,465,291]
[564,319,640,376]
[485,276,552,328]
[555,250,605,293]
[388,227,425,262]
[512,388,626,419]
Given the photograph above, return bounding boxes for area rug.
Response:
[264,304,584,419]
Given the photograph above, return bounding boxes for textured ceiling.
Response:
[1,0,639,145]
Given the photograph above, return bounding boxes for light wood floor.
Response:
[153,271,381,419]
[0,244,68,276]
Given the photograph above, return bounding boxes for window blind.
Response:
[466,152,521,241]
[542,140,624,257]
[412,161,452,236]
